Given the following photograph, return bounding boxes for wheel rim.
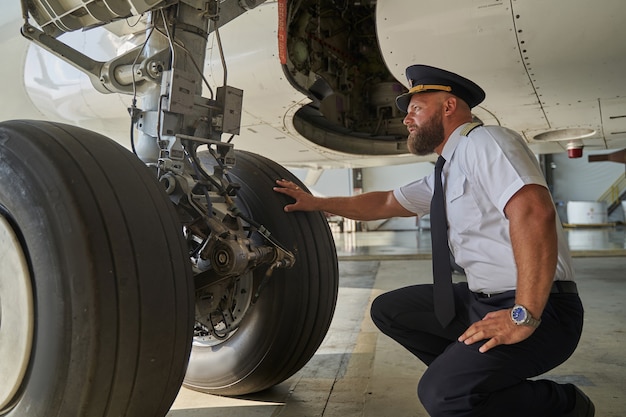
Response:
[0,214,34,411]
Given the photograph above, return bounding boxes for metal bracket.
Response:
[21,22,109,93]
[216,86,243,135]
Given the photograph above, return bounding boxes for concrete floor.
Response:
[168,228,626,417]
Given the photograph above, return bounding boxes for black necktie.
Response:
[430,155,455,327]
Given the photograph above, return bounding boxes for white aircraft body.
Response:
[4,1,626,166]
[1,1,625,416]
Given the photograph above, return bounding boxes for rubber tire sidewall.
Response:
[0,120,194,417]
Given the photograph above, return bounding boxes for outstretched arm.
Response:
[273,179,415,221]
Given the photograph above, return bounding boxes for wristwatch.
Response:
[510,304,541,328]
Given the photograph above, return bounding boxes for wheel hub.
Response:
[193,273,253,347]
[0,215,34,411]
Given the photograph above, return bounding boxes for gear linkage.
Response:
[158,135,295,340]
[159,135,295,275]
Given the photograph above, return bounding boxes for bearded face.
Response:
[406,106,445,156]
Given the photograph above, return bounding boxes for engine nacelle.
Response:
[27,0,167,36]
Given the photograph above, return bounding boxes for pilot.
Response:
[274,64,592,417]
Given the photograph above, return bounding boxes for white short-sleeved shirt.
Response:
[393,123,574,293]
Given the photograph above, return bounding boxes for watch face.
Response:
[512,306,527,323]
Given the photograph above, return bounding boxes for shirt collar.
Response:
[440,123,469,163]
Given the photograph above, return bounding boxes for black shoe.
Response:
[563,385,595,417]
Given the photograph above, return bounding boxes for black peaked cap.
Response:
[395,64,486,112]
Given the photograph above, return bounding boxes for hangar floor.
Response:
[168,227,626,417]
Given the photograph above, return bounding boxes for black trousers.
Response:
[370,282,584,417]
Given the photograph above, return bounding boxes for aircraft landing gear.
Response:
[183,150,339,395]
[0,120,339,414]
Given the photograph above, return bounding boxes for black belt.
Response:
[475,281,578,298]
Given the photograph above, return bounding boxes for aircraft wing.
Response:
[1,0,625,168]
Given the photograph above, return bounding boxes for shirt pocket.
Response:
[447,175,483,233]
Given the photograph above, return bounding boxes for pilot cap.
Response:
[395,64,486,112]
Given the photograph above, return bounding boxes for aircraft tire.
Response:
[0,120,194,417]
[184,150,339,395]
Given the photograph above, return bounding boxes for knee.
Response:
[418,372,484,417]
[369,293,385,330]
[417,370,443,416]
[418,368,461,417]
[369,292,393,332]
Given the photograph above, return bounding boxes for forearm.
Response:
[314,192,406,221]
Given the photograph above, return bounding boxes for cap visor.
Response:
[395,93,412,113]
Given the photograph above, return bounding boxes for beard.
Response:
[406,108,445,156]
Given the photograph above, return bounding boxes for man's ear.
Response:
[443,96,457,116]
